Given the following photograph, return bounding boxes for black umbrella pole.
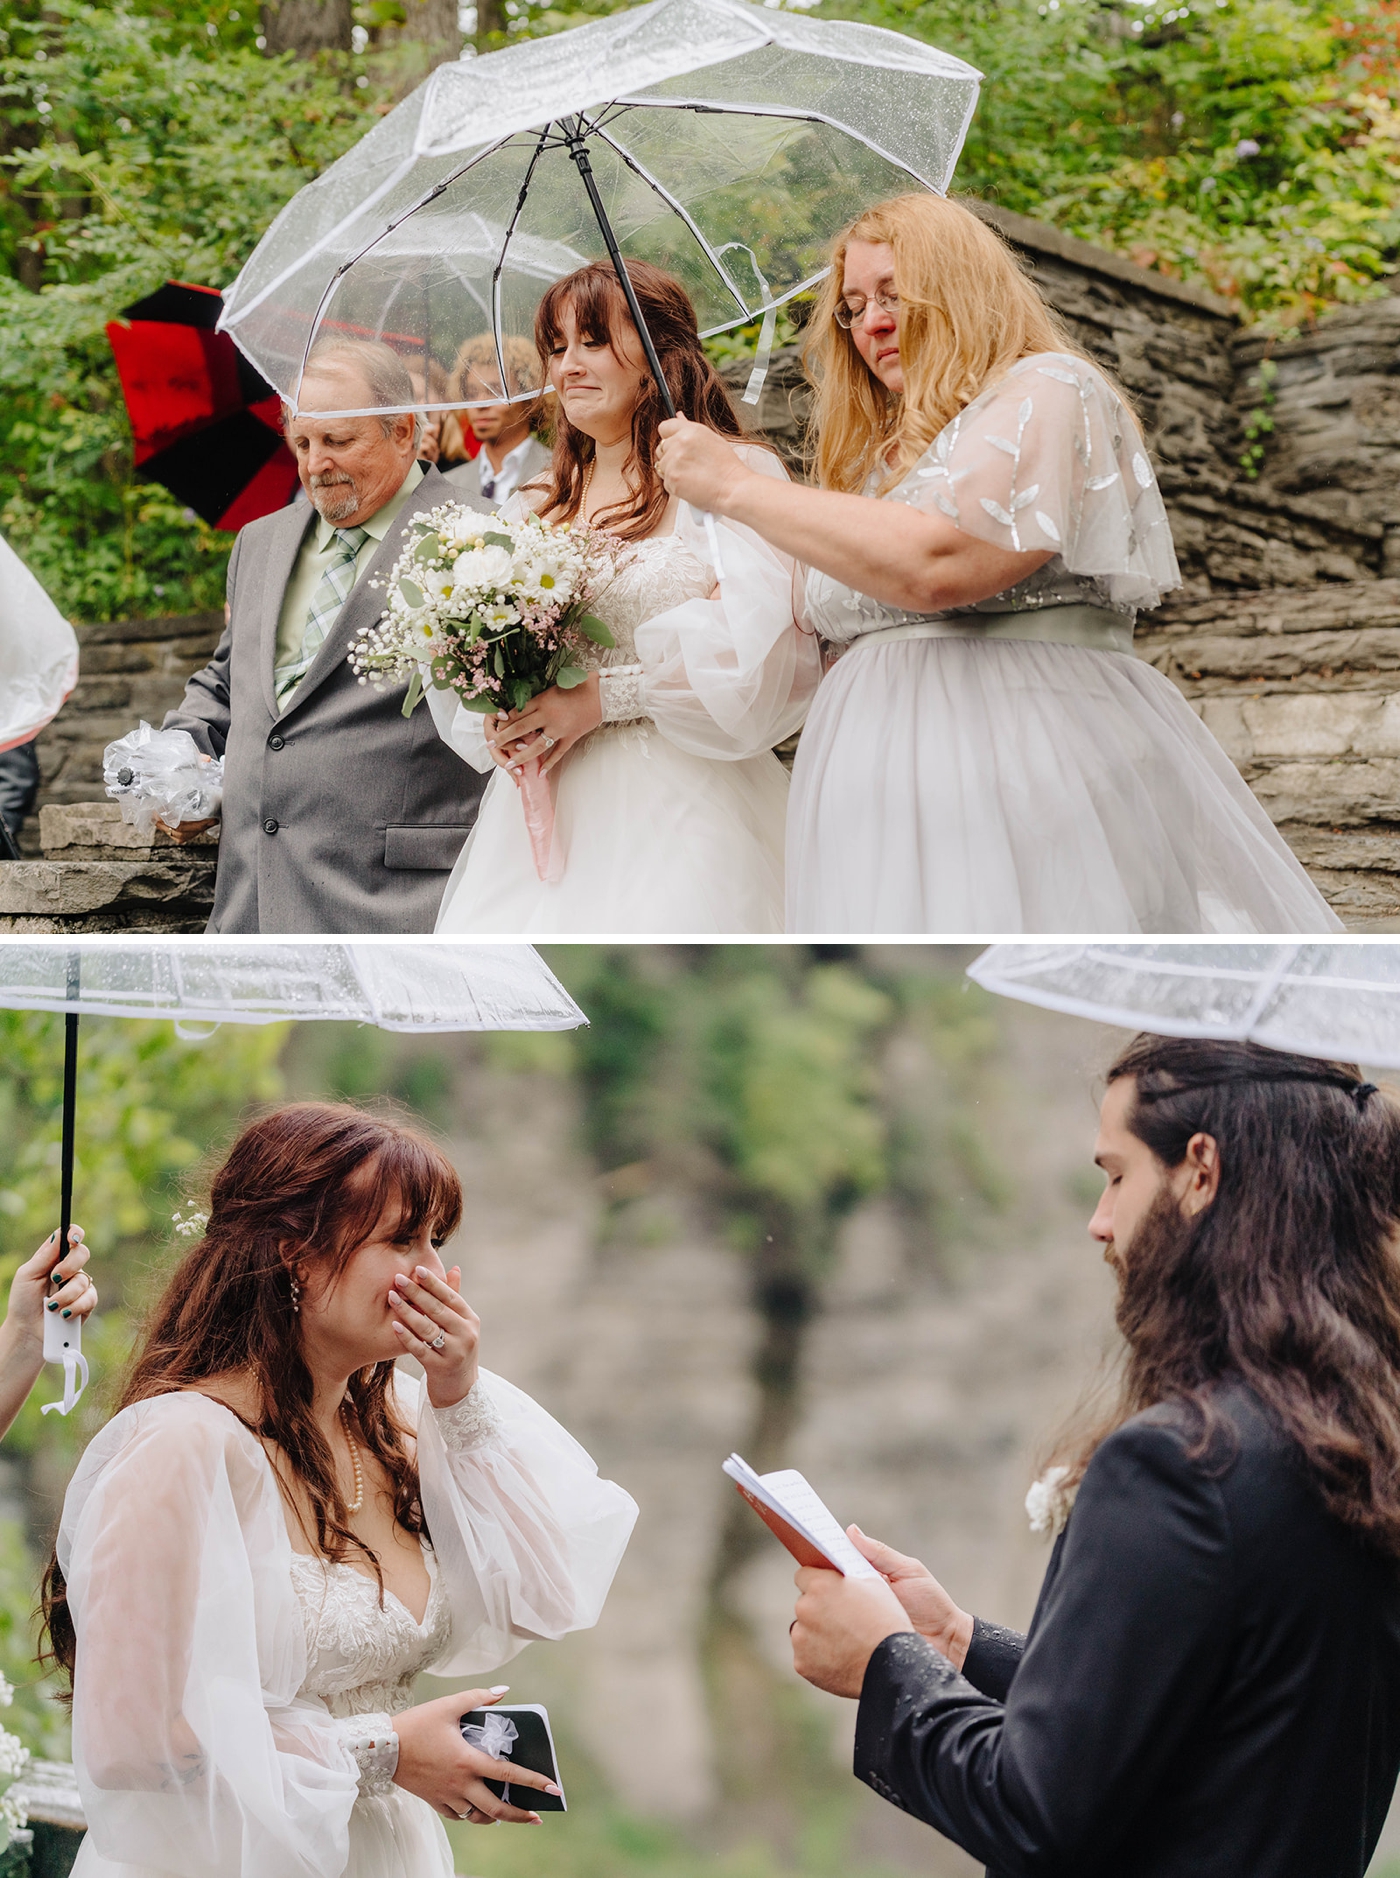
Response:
[565,126,677,420]
[57,1011,78,1274]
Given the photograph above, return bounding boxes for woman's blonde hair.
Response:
[805,193,1109,495]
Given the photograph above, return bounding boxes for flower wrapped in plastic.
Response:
[350,502,626,879]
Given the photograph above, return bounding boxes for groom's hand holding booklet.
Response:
[722,1454,878,1577]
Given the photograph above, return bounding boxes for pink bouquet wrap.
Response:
[517,753,563,884]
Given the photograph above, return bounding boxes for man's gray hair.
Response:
[285,339,424,449]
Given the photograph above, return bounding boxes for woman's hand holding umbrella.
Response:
[0,1227,97,1439]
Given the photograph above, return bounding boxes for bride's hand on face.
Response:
[394,1688,561,1824]
[655,415,752,515]
[486,673,602,779]
[387,1262,481,1408]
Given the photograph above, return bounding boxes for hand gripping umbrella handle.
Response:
[562,120,726,581]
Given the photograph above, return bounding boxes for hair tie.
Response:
[1353,1082,1379,1109]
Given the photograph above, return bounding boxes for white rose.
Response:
[452,544,513,592]
[1025,1465,1075,1537]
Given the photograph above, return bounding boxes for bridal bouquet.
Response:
[350,502,624,880]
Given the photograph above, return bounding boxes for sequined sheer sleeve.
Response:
[396,1368,638,1678]
[888,353,1181,612]
[58,1394,364,1878]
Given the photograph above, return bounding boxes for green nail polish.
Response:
[46,1300,58,1311]
[61,1309,71,1318]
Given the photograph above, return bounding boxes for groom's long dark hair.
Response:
[1053,1035,1400,1557]
[41,1102,461,1681]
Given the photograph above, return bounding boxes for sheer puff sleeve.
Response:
[404,1367,638,1677]
[59,1393,361,1878]
[640,447,820,760]
[889,353,1181,612]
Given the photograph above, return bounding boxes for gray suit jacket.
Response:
[443,435,551,507]
[164,463,492,934]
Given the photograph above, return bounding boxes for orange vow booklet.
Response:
[722,1454,879,1577]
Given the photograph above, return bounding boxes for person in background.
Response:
[0,740,39,859]
[0,1227,96,1437]
[443,336,550,510]
[406,361,453,466]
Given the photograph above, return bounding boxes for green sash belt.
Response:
[847,602,1134,658]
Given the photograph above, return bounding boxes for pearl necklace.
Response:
[579,454,595,522]
[339,1401,364,1516]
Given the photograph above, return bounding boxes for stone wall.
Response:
[11,214,1400,926]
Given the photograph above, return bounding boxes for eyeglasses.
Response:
[834,288,900,330]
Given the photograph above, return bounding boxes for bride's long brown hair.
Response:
[533,258,751,541]
[41,1102,463,1681]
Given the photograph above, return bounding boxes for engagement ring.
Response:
[542,735,557,749]
[430,1329,447,1351]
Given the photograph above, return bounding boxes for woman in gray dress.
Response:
[655,192,1341,935]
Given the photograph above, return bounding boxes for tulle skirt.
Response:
[435,721,789,934]
[786,636,1344,935]
[343,1787,453,1878]
[69,1787,452,1878]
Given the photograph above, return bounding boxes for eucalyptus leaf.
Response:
[576,613,617,648]
[399,579,425,609]
[555,665,588,690]
[400,668,424,718]
[482,531,515,551]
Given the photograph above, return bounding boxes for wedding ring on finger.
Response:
[541,734,556,749]
[429,1329,447,1351]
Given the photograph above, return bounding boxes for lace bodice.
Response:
[290,1548,453,1720]
[582,531,715,726]
[585,533,716,667]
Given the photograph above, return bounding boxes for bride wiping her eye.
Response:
[427,259,822,936]
[44,1103,637,1878]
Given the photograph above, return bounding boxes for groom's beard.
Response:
[1111,1181,1199,1343]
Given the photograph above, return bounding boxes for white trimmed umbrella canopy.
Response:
[217,0,982,424]
[967,944,1400,1069]
[1,941,586,1414]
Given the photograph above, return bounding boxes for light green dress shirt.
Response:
[273,460,425,713]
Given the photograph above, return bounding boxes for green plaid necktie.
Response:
[274,524,370,707]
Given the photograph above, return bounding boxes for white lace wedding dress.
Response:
[428,449,820,934]
[60,1370,637,1878]
[788,351,1343,934]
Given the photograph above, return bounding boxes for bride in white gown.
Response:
[429,260,820,935]
[656,193,1342,935]
[52,1104,637,1878]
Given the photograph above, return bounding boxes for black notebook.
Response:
[460,1703,566,1812]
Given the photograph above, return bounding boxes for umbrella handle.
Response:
[58,1008,77,1265]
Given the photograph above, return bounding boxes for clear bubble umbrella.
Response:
[0,941,586,1414]
[967,944,1400,1069]
[218,0,982,423]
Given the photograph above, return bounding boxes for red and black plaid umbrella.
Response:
[106,281,299,533]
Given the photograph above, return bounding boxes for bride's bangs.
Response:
[320,1128,463,1271]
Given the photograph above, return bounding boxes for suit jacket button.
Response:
[262,818,279,835]
[268,734,285,750]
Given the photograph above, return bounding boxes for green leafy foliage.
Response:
[0,0,387,619]
[822,0,1400,324]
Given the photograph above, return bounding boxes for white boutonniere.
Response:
[1025,1466,1077,1538]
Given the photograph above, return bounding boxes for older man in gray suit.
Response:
[162,339,491,933]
